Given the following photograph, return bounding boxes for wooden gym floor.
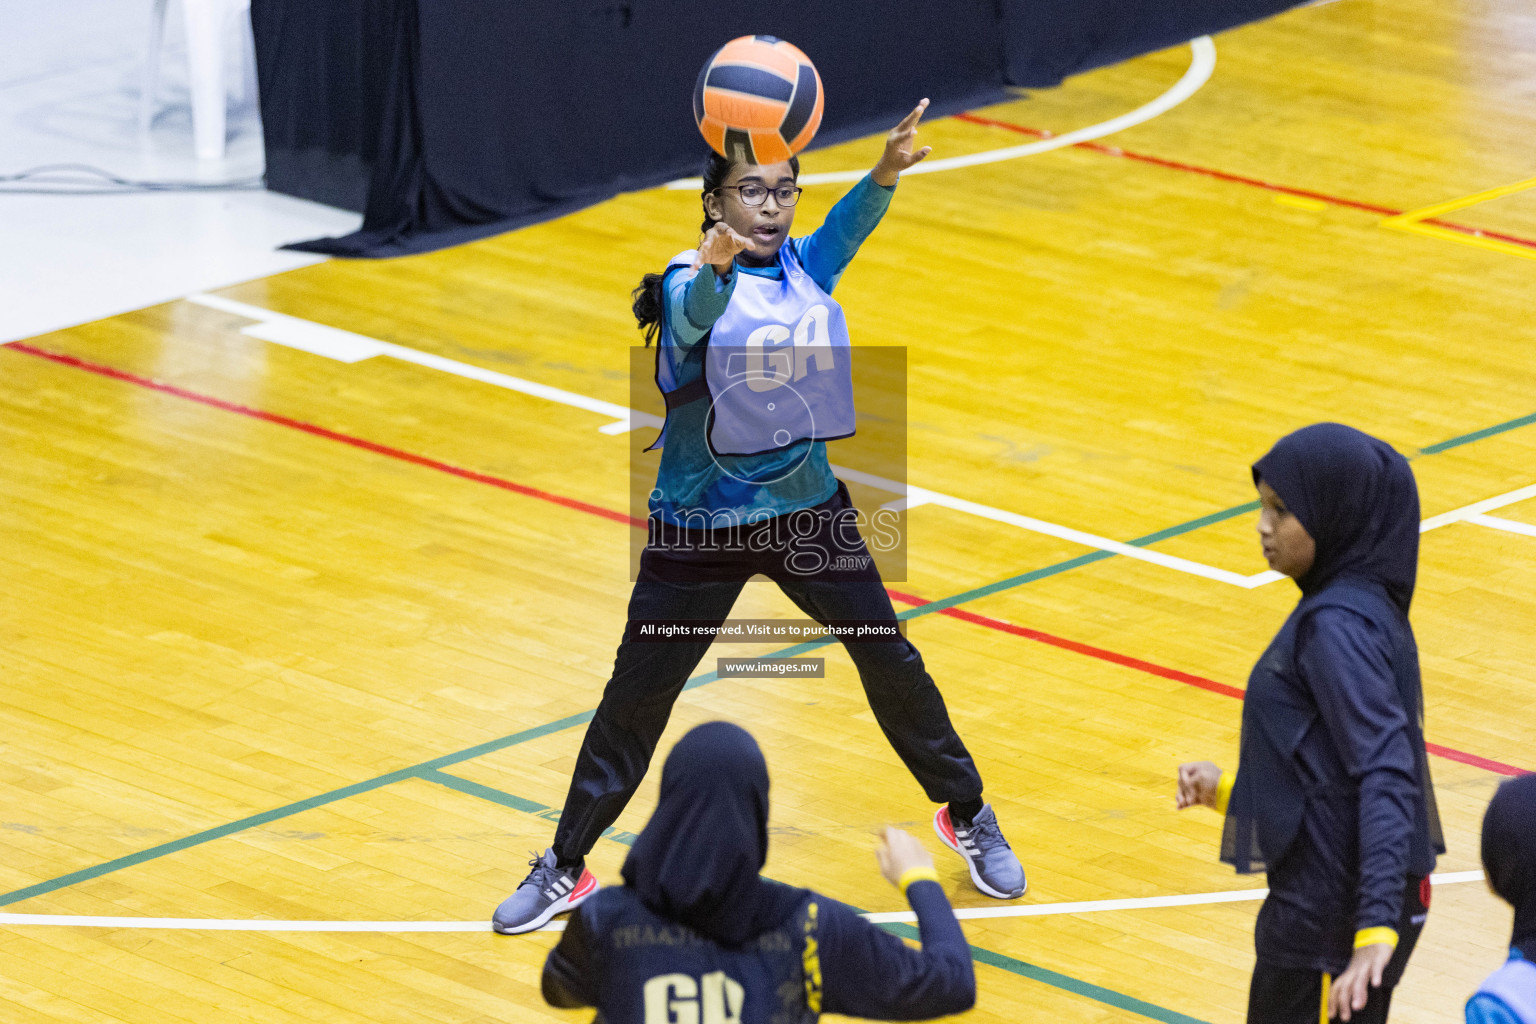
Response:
[3,1,1534,1021]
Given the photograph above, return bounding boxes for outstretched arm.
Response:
[818,827,975,1020]
[797,99,933,293]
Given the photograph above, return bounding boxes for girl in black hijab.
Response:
[1466,773,1536,1024]
[542,721,975,1023]
[1178,423,1444,1024]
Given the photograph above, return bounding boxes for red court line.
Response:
[953,112,1536,252]
[886,589,1246,700]
[10,340,1526,777]
[4,342,645,529]
[885,590,1528,777]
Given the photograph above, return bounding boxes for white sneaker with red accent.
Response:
[492,848,599,934]
[933,803,1026,899]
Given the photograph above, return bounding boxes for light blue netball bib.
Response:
[656,245,855,457]
[1473,958,1536,1024]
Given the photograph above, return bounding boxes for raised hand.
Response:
[693,222,751,272]
[876,826,935,887]
[873,98,934,187]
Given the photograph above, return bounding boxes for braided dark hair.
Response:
[631,152,800,346]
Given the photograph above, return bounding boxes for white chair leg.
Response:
[236,6,258,111]
[183,0,228,160]
[139,0,170,136]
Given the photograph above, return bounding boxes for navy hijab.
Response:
[1483,773,1536,960]
[1252,422,1420,613]
[622,722,798,947]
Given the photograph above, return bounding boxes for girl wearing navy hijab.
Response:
[1178,423,1444,1024]
[1467,774,1536,1024]
[542,721,976,1023]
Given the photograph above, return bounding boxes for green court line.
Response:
[1128,502,1260,545]
[944,930,1213,1024]
[937,403,1536,615]
[891,508,1263,622]
[0,774,406,909]
[1418,409,1536,455]
[416,768,549,816]
[3,407,1533,912]
[416,773,1214,1024]
[0,713,590,909]
[898,551,1116,617]
[415,768,640,845]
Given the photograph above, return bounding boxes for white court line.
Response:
[1231,483,1536,588]
[187,293,650,435]
[665,37,1217,188]
[1466,513,1536,538]
[182,294,1274,588]
[864,869,1487,925]
[836,467,1272,587]
[0,870,1484,933]
[1222,484,1536,587]
[0,915,495,933]
[182,293,1536,590]
[1418,483,1536,532]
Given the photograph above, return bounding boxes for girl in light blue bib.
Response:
[1468,774,1536,1024]
[491,100,1029,937]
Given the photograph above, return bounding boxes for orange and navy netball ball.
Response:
[693,35,824,165]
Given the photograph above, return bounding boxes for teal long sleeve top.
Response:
[650,174,893,526]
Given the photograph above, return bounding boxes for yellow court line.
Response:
[1384,174,1536,223]
[1381,174,1536,261]
[1385,221,1536,262]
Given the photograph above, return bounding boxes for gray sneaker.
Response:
[491,848,599,934]
[934,803,1027,899]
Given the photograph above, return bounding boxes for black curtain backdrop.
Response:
[251,0,392,214]
[1001,0,1303,87]
[253,0,1301,258]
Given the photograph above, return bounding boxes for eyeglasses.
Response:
[714,184,803,207]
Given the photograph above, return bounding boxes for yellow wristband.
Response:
[1214,772,1235,815]
[1354,927,1398,950]
[898,866,941,895]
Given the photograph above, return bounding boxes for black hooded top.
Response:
[620,718,788,947]
[1223,424,1444,973]
[1483,773,1536,963]
[541,721,975,1023]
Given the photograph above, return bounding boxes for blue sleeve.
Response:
[793,174,895,294]
[1296,606,1419,933]
[818,882,975,1019]
[1467,993,1525,1024]
[665,262,736,349]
